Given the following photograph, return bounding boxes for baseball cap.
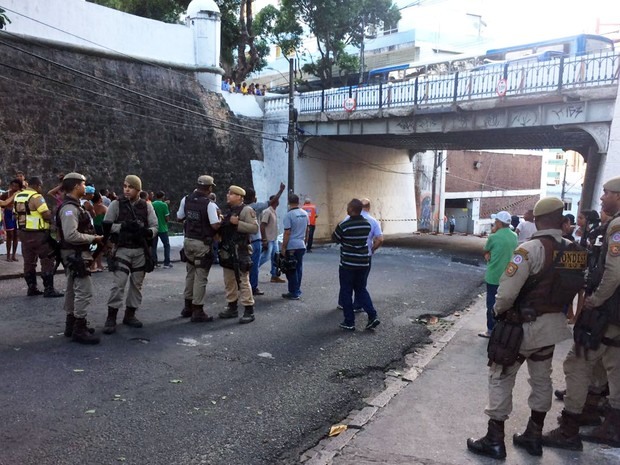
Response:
[197,175,215,187]
[491,211,512,225]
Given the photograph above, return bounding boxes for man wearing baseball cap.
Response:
[480,210,518,338]
[179,175,221,322]
[469,197,586,459]
[544,176,620,450]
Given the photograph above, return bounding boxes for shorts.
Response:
[3,208,16,230]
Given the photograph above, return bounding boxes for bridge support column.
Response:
[582,146,603,211]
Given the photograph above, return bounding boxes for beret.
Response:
[124,175,142,191]
[603,176,620,193]
[533,197,564,216]
[228,185,246,196]
[63,172,86,181]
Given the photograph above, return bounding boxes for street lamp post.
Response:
[287,58,296,194]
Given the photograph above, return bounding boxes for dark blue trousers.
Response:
[285,249,305,297]
[486,282,499,332]
[339,266,376,326]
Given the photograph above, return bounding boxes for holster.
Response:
[65,253,90,278]
[487,317,524,367]
[574,307,609,353]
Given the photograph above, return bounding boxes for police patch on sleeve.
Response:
[65,210,73,216]
[513,248,529,260]
[505,262,518,277]
[612,232,620,243]
[512,254,523,265]
[611,245,620,257]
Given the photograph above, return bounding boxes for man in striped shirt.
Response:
[332,199,380,331]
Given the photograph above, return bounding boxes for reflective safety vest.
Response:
[14,189,50,231]
[302,203,317,226]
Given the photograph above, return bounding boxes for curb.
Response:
[299,296,484,464]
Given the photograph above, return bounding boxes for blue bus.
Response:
[484,34,614,61]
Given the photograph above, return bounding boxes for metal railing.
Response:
[264,50,620,115]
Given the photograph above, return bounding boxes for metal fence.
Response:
[264,50,620,115]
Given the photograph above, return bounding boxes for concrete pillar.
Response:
[186,0,222,91]
[594,81,620,198]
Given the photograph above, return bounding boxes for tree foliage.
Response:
[282,0,400,87]
[0,7,11,30]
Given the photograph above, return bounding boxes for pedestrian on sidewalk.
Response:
[302,197,318,252]
[467,197,585,459]
[480,211,518,338]
[333,198,380,331]
[449,215,456,235]
[543,176,620,451]
[260,194,285,284]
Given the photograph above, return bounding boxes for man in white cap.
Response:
[480,210,518,338]
[543,176,620,450]
[468,197,586,459]
[102,175,158,334]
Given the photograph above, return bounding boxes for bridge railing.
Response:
[264,50,620,115]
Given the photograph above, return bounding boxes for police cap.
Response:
[197,175,216,187]
[63,172,86,181]
[228,185,246,196]
[603,176,620,193]
[533,197,564,217]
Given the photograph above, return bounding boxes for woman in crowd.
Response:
[2,179,22,262]
[90,192,107,272]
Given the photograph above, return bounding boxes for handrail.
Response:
[263,50,620,116]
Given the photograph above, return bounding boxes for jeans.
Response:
[250,239,262,290]
[486,282,499,332]
[152,232,171,266]
[307,225,316,250]
[285,249,305,297]
[339,266,376,326]
[259,240,279,277]
[338,257,372,309]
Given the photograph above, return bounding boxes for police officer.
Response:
[179,175,221,322]
[14,176,64,298]
[467,197,586,459]
[543,176,620,450]
[57,173,104,344]
[217,186,258,324]
[102,175,158,334]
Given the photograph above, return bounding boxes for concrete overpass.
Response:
[261,50,620,236]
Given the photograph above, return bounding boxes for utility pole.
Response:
[431,150,438,233]
[358,17,365,85]
[560,157,568,203]
[288,58,296,194]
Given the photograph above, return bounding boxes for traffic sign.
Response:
[343,97,356,112]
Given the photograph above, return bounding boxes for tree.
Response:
[253,5,303,62]
[0,8,11,30]
[282,0,400,88]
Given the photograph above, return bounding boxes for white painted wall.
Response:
[2,0,195,65]
[596,82,620,203]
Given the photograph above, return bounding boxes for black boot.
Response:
[103,307,119,335]
[581,407,620,447]
[239,305,255,324]
[181,299,193,318]
[122,307,143,328]
[513,416,544,456]
[219,301,238,319]
[190,304,214,323]
[42,272,64,298]
[541,409,583,451]
[25,272,43,296]
[64,314,76,337]
[72,318,100,345]
[467,419,506,460]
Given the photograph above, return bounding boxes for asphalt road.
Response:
[0,239,486,465]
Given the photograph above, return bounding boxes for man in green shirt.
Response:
[480,210,518,338]
[152,191,172,268]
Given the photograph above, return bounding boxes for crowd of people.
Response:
[1,171,384,345]
[221,78,268,96]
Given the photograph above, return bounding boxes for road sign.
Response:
[496,78,507,97]
[343,97,356,112]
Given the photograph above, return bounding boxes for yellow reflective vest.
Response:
[14,189,50,231]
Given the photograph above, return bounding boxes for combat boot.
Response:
[25,271,43,296]
[219,301,238,319]
[42,272,64,298]
[190,304,214,323]
[181,299,193,318]
[513,416,544,456]
[103,307,119,335]
[541,409,583,451]
[581,407,620,447]
[467,419,506,460]
[72,318,100,345]
[122,307,143,328]
[239,305,255,324]
[64,314,76,337]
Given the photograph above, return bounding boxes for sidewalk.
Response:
[302,297,620,465]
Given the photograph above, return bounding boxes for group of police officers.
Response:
[467,176,620,458]
[10,169,620,453]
